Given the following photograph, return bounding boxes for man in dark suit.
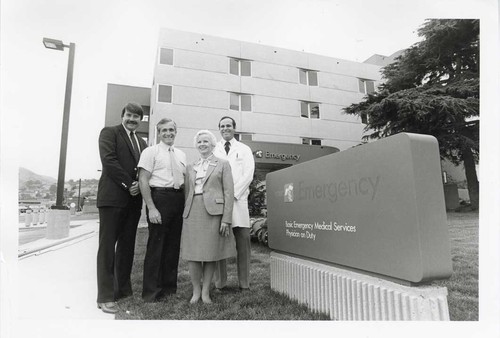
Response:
[96,102,147,314]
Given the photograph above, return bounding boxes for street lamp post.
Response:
[43,37,75,209]
[43,37,75,239]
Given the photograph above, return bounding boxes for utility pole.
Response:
[77,178,81,211]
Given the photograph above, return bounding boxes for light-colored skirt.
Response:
[181,195,236,261]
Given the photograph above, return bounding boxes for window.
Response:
[157,85,172,103]
[300,101,320,119]
[140,105,150,122]
[230,93,252,111]
[234,133,252,141]
[159,48,173,65]
[229,58,251,76]
[358,79,375,94]
[302,138,322,146]
[361,113,368,124]
[299,69,318,86]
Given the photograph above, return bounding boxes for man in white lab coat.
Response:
[213,116,255,290]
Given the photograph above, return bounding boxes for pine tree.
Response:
[344,19,479,209]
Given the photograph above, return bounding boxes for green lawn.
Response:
[116,212,478,320]
[117,229,328,320]
[433,211,478,320]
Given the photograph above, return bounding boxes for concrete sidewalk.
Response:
[17,219,114,320]
[18,219,98,256]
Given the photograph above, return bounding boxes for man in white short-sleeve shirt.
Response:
[213,116,255,290]
[138,118,186,302]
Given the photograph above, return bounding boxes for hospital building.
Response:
[105,28,402,179]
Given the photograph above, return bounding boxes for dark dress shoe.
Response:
[97,302,118,314]
[114,292,132,301]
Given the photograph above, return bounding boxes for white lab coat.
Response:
[214,138,255,228]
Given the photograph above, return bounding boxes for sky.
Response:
[2,0,495,180]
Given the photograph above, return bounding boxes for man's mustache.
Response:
[126,120,138,124]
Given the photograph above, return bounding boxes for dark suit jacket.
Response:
[183,156,234,224]
[97,124,147,208]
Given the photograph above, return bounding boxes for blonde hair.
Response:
[193,130,217,148]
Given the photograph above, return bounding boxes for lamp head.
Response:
[43,38,65,51]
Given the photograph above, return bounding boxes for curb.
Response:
[18,231,97,259]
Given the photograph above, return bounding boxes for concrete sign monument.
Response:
[267,133,452,320]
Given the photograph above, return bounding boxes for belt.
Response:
[151,187,183,192]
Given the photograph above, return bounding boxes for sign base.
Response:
[46,209,70,239]
[270,251,450,320]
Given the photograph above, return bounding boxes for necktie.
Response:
[169,148,182,189]
[224,141,231,155]
[130,131,140,159]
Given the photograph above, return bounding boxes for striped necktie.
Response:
[130,131,140,159]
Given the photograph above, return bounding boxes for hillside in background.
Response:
[19,167,56,186]
[19,167,98,202]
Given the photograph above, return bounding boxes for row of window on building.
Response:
[159,48,375,94]
[157,84,321,119]
[155,84,322,145]
[231,133,321,146]
[155,47,376,147]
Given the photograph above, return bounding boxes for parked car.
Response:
[19,206,30,214]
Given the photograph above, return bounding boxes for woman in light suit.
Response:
[181,130,236,304]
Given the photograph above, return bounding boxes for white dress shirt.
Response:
[138,142,186,188]
[193,154,214,194]
[122,124,140,149]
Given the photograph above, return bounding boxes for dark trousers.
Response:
[97,203,141,303]
[142,189,184,302]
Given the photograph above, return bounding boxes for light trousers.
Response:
[215,227,251,289]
